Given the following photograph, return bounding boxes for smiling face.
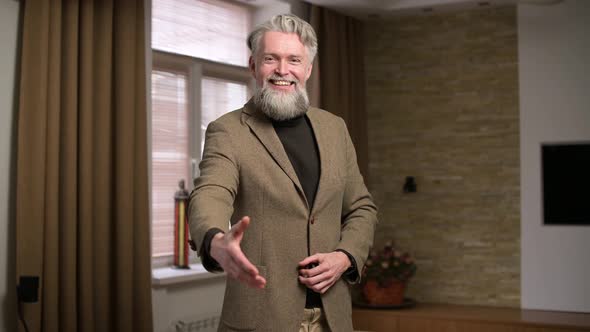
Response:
[250,31,313,121]
[250,31,313,92]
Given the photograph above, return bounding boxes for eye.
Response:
[291,58,302,64]
[263,56,274,63]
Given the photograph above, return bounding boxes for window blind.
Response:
[201,76,249,154]
[152,0,251,66]
[151,70,191,257]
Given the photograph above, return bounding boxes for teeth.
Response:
[272,80,291,86]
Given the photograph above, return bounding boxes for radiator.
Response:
[173,315,220,332]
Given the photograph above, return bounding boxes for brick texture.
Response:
[364,6,520,307]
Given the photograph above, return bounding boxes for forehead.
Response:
[260,31,307,57]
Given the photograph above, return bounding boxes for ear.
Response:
[249,56,256,78]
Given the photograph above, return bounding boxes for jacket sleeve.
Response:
[188,120,238,272]
[335,118,378,283]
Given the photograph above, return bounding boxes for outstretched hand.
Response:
[210,216,266,289]
[298,251,351,294]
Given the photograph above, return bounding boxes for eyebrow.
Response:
[262,52,305,59]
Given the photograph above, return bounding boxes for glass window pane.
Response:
[151,70,191,257]
[201,76,249,154]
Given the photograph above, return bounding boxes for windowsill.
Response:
[152,263,226,286]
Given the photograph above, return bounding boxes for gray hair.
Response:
[247,14,318,63]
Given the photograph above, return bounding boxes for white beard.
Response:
[253,75,310,121]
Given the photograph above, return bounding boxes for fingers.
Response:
[233,267,266,289]
[211,216,267,289]
[226,236,266,288]
[298,264,324,278]
[252,275,267,289]
[230,247,259,276]
[229,216,250,241]
[224,252,266,288]
[298,253,325,281]
[299,261,333,294]
[315,280,334,294]
[298,273,335,294]
[298,254,320,268]
[298,274,324,288]
[298,252,350,294]
[224,216,256,275]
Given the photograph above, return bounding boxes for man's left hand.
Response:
[298,251,351,294]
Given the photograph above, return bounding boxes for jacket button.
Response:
[310,216,315,224]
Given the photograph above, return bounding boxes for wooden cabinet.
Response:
[353,304,590,332]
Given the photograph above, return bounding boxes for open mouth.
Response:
[269,79,295,87]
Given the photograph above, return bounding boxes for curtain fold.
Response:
[302,2,321,109]
[16,1,153,331]
[310,5,369,178]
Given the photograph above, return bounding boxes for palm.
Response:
[211,216,266,289]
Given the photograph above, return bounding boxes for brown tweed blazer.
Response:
[188,100,378,332]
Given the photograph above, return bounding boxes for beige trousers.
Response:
[299,308,330,332]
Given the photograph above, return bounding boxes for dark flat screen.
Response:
[542,143,590,226]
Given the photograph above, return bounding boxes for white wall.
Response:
[0,0,19,331]
[519,0,590,313]
[153,277,226,332]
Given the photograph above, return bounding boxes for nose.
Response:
[275,60,289,76]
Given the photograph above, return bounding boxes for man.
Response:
[188,14,377,332]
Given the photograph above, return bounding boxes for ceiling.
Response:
[306,0,518,19]
[242,0,564,20]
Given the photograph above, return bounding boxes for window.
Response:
[150,0,253,262]
[151,70,191,257]
[152,0,251,66]
[201,76,249,153]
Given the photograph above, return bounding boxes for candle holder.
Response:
[174,179,190,269]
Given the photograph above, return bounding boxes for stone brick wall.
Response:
[364,6,520,307]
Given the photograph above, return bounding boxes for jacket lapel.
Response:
[242,101,305,201]
[306,108,332,213]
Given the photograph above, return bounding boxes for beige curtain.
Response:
[15,1,152,331]
[310,5,369,178]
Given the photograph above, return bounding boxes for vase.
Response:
[362,279,406,306]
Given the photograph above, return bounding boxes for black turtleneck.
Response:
[272,115,320,210]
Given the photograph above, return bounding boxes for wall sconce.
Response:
[403,176,417,193]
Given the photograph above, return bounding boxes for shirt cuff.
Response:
[335,249,358,282]
[199,228,225,272]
